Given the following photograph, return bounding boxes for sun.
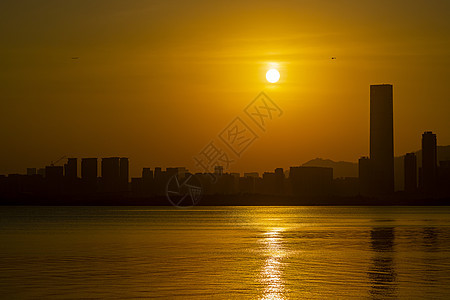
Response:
[266,69,280,83]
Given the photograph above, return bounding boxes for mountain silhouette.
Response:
[302,158,358,178]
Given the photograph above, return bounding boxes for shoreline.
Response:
[1,194,449,206]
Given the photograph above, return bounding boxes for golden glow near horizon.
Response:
[266,69,280,83]
[0,1,450,177]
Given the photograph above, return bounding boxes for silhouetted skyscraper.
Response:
[64,158,77,179]
[370,84,394,194]
[422,131,437,193]
[404,153,417,193]
[81,158,97,182]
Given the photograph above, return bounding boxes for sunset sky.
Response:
[1,0,449,176]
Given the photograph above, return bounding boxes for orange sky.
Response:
[1,0,449,177]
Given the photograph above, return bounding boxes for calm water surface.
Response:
[1,206,450,299]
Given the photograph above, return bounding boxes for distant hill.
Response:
[302,158,358,179]
[303,146,450,191]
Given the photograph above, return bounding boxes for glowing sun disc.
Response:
[266,69,280,83]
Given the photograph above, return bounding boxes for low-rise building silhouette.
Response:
[422,131,437,193]
[119,157,129,192]
[290,166,333,196]
[27,168,37,176]
[404,153,417,194]
[359,156,372,196]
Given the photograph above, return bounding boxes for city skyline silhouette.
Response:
[1,83,449,205]
[2,2,450,299]
[2,1,450,178]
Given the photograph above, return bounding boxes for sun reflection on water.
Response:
[260,228,287,300]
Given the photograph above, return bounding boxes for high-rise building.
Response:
[142,168,154,196]
[244,172,259,178]
[370,84,394,194]
[142,168,153,180]
[102,157,120,178]
[101,157,120,192]
[422,131,437,193]
[166,167,178,178]
[262,172,276,195]
[438,161,450,196]
[131,177,143,197]
[154,167,164,195]
[81,158,97,192]
[81,158,97,182]
[404,153,417,193]
[27,168,37,176]
[274,168,285,195]
[154,167,162,178]
[177,167,187,179]
[64,158,77,179]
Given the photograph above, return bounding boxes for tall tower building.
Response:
[370,84,394,194]
[422,131,437,193]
